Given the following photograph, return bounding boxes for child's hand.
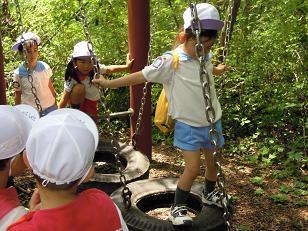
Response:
[92,76,109,88]
[126,54,134,70]
[213,64,229,76]
[29,188,41,211]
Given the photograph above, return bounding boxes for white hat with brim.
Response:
[72,41,94,58]
[183,3,224,31]
[0,104,39,160]
[26,109,98,185]
[12,32,41,51]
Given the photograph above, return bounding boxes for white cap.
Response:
[183,3,224,31]
[26,109,99,185]
[12,32,41,51]
[0,104,39,160]
[72,41,94,58]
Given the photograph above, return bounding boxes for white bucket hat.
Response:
[12,32,41,51]
[0,104,39,160]
[183,3,224,31]
[72,41,94,58]
[26,108,99,185]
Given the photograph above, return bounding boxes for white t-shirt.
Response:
[13,61,55,110]
[142,46,222,127]
[64,64,107,101]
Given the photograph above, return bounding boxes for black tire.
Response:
[78,140,150,195]
[111,178,227,231]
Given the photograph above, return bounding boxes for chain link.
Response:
[222,0,235,64]
[189,3,231,230]
[14,0,43,116]
[78,0,132,209]
[132,1,159,149]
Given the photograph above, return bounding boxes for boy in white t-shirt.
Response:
[8,109,128,231]
[0,104,39,230]
[12,32,57,116]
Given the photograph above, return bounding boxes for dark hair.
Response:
[173,27,218,48]
[64,58,95,84]
[33,173,80,190]
[0,158,9,171]
[185,28,218,40]
[17,40,38,52]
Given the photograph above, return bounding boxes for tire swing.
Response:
[111,178,228,231]
[83,140,149,195]
[112,1,237,230]
[75,0,149,198]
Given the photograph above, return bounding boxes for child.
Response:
[92,3,229,226]
[0,104,39,229]
[7,108,128,231]
[12,32,57,116]
[58,41,134,121]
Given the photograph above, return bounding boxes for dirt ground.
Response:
[14,142,307,231]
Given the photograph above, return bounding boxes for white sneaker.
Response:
[202,190,231,208]
[168,204,193,226]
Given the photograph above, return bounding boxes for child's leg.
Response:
[70,84,85,105]
[203,148,217,194]
[176,149,201,204]
[169,150,199,226]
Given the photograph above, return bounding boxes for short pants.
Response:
[42,104,57,116]
[174,120,225,151]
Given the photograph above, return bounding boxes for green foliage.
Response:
[0,0,306,180]
[255,187,265,196]
[270,194,289,204]
[250,176,263,185]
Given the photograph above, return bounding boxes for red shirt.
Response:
[0,187,20,220]
[8,189,122,231]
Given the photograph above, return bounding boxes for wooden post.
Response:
[0,33,6,105]
[128,0,152,159]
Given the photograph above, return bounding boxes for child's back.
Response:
[8,109,128,231]
[0,105,39,229]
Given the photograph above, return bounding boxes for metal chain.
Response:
[132,1,159,149]
[14,0,43,116]
[189,3,231,230]
[78,0,132,209]
[222,0,235,64]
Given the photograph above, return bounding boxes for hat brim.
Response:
[12,42,21,51]
[73,55,91,59]
[190,19,224,31]
[48,108,99,148]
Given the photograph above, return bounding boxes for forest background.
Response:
[0,0,307,230]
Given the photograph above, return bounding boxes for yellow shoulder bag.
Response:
[154,50,179,133]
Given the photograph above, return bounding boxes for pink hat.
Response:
[183,3,224,31]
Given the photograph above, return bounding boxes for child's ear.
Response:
[179,31,186,43]
[22,150,31,168]
[82,166,94,183]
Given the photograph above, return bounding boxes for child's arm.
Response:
[213,64,228,76]
[105,54,134,74]
[92,71,146,89]
[48,79,56,99]
[58,90,70,108]
[14,91,22,105]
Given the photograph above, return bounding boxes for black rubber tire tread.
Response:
[111,178,227,231]
[93,140,150,183]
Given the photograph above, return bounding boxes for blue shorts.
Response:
[174,120,225,151]
[42,104,57,116]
